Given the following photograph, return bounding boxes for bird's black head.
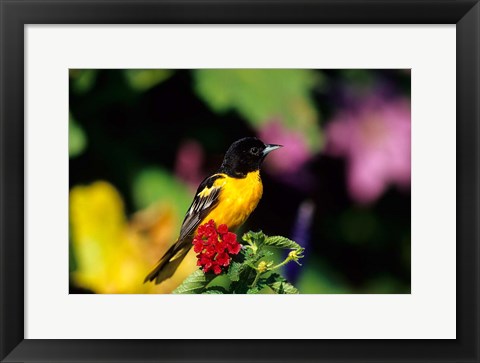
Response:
[219,137,282,177]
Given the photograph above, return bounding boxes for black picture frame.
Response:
[1,1,479,362]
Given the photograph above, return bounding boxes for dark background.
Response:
[69,69,411,294]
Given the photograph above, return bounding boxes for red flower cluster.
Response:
[193,220,242,275]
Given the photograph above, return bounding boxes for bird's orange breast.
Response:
[201,170,263,231]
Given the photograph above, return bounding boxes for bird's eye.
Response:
[250,147,259,155]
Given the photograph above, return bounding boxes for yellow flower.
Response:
[70,181,196,293]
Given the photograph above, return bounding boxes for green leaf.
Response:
[258,249,273,260]
[247,286,260,294]
[242,248,255,263]
[227,261,244,282]
[269,281,299,294]
[202,288,225,294]
[264,273,299,294]
[193,69,324,151]
[230,263,256,294]
[264,236,302,250]
[69,114,87,158]
[172,269,213,294]
[124,69,173,92]
[207,275,232,292]
[242,230,266,246]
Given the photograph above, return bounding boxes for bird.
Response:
[144,137,282,284]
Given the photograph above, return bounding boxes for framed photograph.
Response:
[1,1,479,362]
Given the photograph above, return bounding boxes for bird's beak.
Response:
[263,144,283,156]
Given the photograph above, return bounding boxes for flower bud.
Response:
[257,261,268,273]
[288,249,304,265]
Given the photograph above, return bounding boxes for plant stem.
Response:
[250,271,262,288]
[269,256,292,271]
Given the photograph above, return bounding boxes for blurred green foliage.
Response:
[124,69,173,92]
[70,69,98,94]
[132,167,191,211]
[194,69,324,151]
[69,114,87,158]
[296,258,350,294]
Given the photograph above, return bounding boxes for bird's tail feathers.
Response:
[144,241,190,285]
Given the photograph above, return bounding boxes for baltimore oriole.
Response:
[144,137,282,284]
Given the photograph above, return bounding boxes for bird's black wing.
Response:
[177,173,226,241]
[144,173,226,284]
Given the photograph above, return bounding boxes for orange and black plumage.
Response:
[144,137,282,284]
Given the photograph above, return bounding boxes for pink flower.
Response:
[325,96,411,204]
[174,139,205,189]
